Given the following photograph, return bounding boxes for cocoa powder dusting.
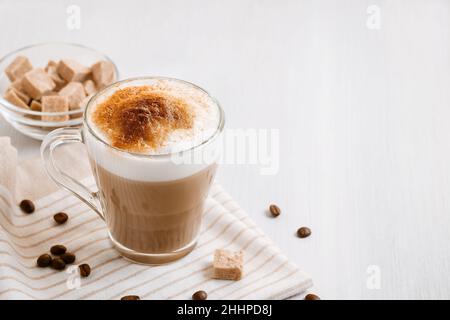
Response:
[91,86,193,152]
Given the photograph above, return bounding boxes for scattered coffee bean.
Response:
[121,295,140,300]
[53,212,69,224]
[50,244,67,255]
[79,263,91,277]
[305,293,320,300]
[192,290,207,300]
[269,204,281,217]
[37,254,52,267]
[50,257,66,270]
[19,199,35,214]
[61,252,76,264]
[297,227,311,238]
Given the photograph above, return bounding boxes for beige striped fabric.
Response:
[0,142,312,300]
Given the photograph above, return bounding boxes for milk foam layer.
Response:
[84,78,223,182]
[87,78,221,155]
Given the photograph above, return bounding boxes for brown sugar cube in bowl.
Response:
[9,78,27,95]
[29,100,42,120]
[12,88,31,105]
[46,65,66,91]
[58,82,85,110]
[6,83,31,105]
[21,68,55,100]
[57,59,90,82]
[213,249,244,281]
[78,94,93,109]
[41,96,69,122]
[70,94,92,119]
[3,89,29,109]
[30,100,42,111]
[5,56,33,81]
[45,60,58,71]
[42,91,59,98]
[91,61,116,89]
[83,79,97,96]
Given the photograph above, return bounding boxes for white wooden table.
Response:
[1,0,449,299]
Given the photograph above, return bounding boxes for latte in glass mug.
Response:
[41,77,224,264]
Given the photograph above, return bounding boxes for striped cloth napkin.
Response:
[0,139,312,300]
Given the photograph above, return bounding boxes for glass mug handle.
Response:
[40,127,104,221]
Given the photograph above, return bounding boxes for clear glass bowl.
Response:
[0,43,119,140]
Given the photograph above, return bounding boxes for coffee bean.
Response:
[61,252,76,264]
[297,227,311,238]
[121,295,140,300]
[19,199,35,214]
[37,254,52,267]
[50,245,67,255]
[53,212,68,224]
[79,263,91,277]
[305,293,320,300]
[192,290,207,300]
[50,257,66,270]
[269,204,281,217]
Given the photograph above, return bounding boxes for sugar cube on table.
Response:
[213,249,244,281]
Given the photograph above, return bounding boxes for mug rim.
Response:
[83,76,225,159]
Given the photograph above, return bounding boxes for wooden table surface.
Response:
[1,0,449,299]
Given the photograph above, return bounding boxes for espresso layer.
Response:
[92,160,217,253]
[91,86,193,153]
[88,79,221,155]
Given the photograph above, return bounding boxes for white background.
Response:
[1,0,450,299]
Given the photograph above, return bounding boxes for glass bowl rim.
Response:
[0,42,119,117]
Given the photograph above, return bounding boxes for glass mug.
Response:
[41,77,225,264]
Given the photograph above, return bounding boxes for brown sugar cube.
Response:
[213,249,244,281]
[42,91,59,97]
[70,94,91,120]
[91,61,115,89]
[15,89,30,105]
[51,75,66,91]
[28,100,42,120]
[58,82,85,110]
[10,78,25,92]
[5,56,33,81]
[41,96,69,122]
[3,89,29,109]
[79,94,93,109]
[45,60,58,72]
[46,65,66,91]
[83,79,97,96]
[7,86,30,105]
[57,59,90,82]
[21,68,55,100]
[30,100,42,111]
[9,78,31,103]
